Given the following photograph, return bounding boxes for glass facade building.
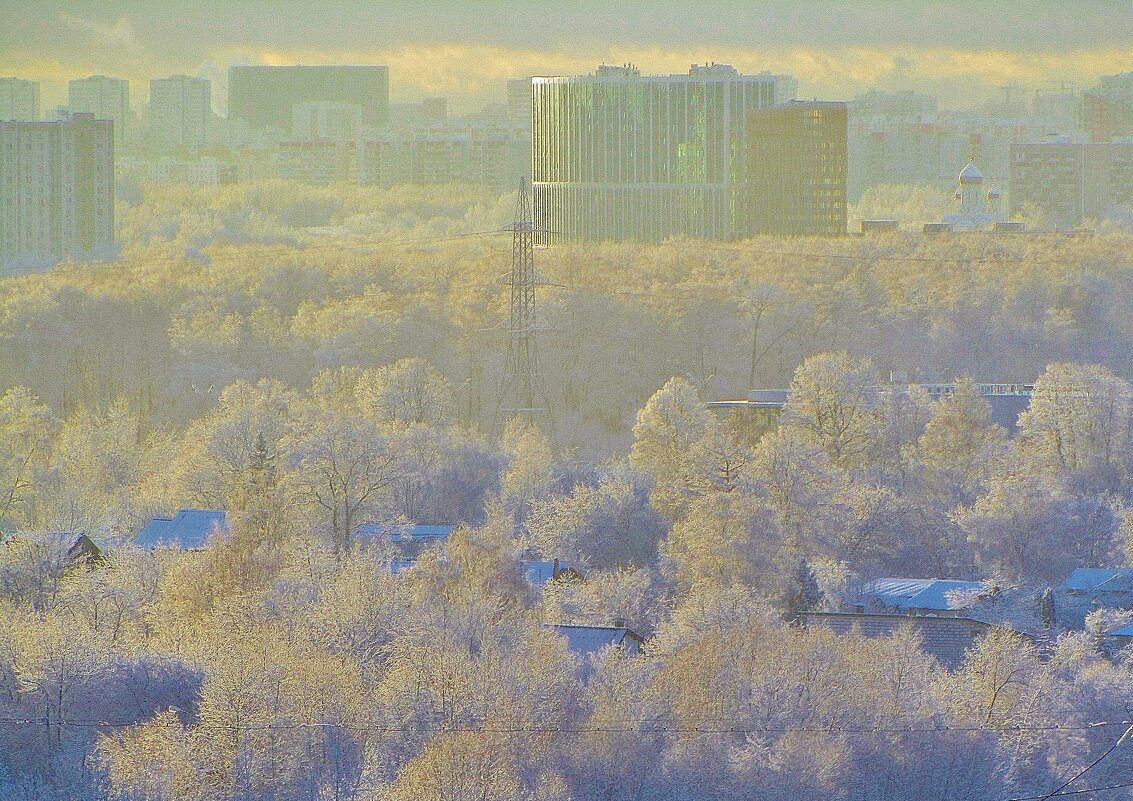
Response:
[531,64,797,243]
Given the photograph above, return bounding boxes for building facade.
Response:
[1010,139,1133,228]
[229,65,389,132]
[0,78,40,121]
[0,114,114,270]
[747,101,847,236]
[531,63,797,243]
[1083,72,1133,143]
[275,140,354,185]
[291,102,365,141]
[149,75,211,152]
[68,75,130,149]
[356,124,528,191]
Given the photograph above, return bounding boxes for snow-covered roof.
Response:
[523,560,578,588]
[356,523,456,543]
[390,557,417,575]
[135,509,229,550]
[959,159,984,183]
[548,624,643,659]
[1065,568,1133,593]
[867,578,985,611]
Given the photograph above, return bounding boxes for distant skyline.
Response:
[3,0,1133,114]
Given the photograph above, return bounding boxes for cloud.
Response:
[57,13,145,56]
[6,10,1133,111]
[237,41,1133,111]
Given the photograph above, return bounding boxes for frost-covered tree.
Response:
[355,357,455,428]
[1017,362,1133,493]
[630,376,714,519]
[283,405,396,556]
[526,464,665,568]
[915,376,1007,507]
[0,387,57,529]
[781,351,880,468]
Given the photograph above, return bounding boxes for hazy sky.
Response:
[4,1,1132,113]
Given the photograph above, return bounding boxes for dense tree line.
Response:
[6,181,1133,455]
[5,182,1133,798]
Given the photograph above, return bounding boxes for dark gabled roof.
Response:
[64,534,105,570]
[135,509,229,550]
[798,612,993,670]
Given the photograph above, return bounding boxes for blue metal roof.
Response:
[548,625,642,659]
[868,578,984,611]
[356,523,456,543]
[135,509,229,549]
[1065,568,1133,592]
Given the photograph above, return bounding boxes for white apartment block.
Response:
[149,75,210,152]
[0,78,40,121]
[69,75,130,148]
[0,114,114,270]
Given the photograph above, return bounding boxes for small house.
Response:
[548,623,644,679]
[862,578,987,617]
[798,612,995,670]
[135,509,230,550]
[1064,568,1133,608]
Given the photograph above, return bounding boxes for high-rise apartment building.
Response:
[532,63,797,243]
[0,114,114,270]
[507,78,533,125]
[69,75,130,148]
[0,78,40,121]
[229,65,389,132]
[292,102,365,141]
[149,75,211,152]
[1010,139,1133,228]
[1083,72,1133,143]
[747,101,848,236]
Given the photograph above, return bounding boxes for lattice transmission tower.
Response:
[493,177,553,433]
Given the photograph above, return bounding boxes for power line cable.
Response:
[1006,780,1133,801]
[1027,723,1133,801]
[2,717,1128,734]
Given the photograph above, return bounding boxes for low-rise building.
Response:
[859,577,989,616]
[135,509,229,550]
[798,612,994,670]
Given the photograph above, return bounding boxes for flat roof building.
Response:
[0,78,39,122]
[1083,72,1133,143]
[69,76,130,149]
[1010,139,1133,228]
[0,114,115,271]
[149,75,211,152]
[357,124,529,192]
[747,101,847,236]
[229,65,389,132]
[532,63,797,243]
